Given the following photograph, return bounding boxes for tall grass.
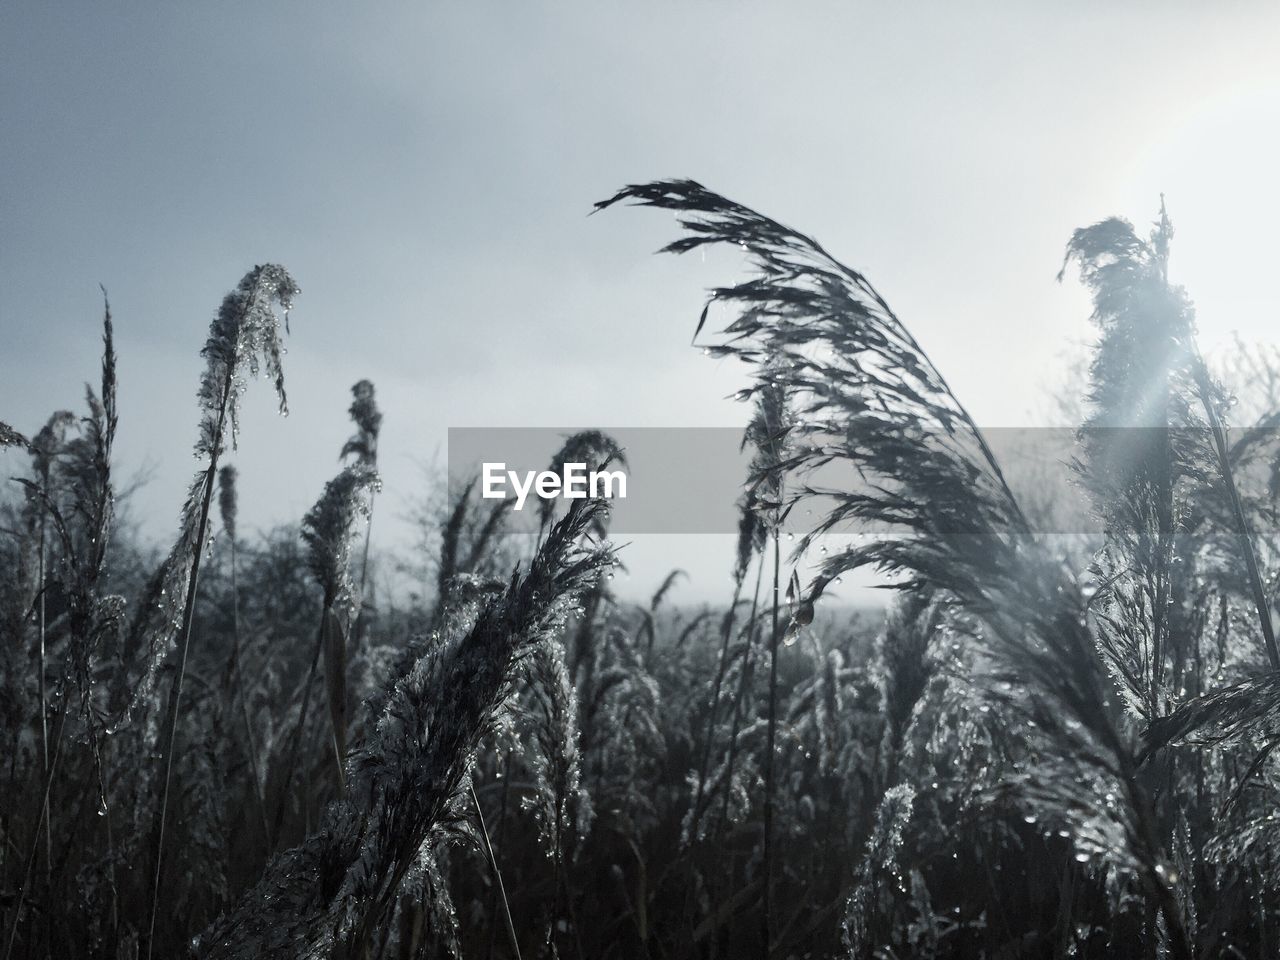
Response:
[4,185,1280,958]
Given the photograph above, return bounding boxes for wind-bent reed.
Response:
[601,179,1194,958]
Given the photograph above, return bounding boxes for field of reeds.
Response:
[5,180,1280,959]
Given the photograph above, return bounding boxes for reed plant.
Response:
[5,186,1280,958]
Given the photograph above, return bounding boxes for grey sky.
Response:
[5,2,1280,603]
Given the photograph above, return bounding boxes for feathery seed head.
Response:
[30,410,77,479]
[198,264,299,455]
[302,462,381,611]
[0,421,30,450]
[341,379,383,465]
[218,465,239,544]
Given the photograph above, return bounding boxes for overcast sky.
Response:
[5,2,1280,603]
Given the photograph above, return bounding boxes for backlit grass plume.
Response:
[341,379,382,628]
[1059,205,1268,725]
[273,462,381,839]
[199,263,299,441]
[875,593,941,786]
[115,265,300,726]
[341,379,382,466]
[522,633,592,955]
[143,264,298,959]
[197,494,612,959]
[0,422,29,449]
[537,429,627,537]
[597,179,1029,602]
[217,465,238,546]
[843,783,916,959]
[302,463,380,617]
[1061,209,1280,912]
[303,462,380,780]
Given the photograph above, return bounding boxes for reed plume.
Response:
[144,264,299,959]
[341,379,382,638]
[302,462,380,781]
[0,423,30,449]
[3,299,119,960]
[197,494,613,959]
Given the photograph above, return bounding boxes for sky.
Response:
[5,2,1280,604]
